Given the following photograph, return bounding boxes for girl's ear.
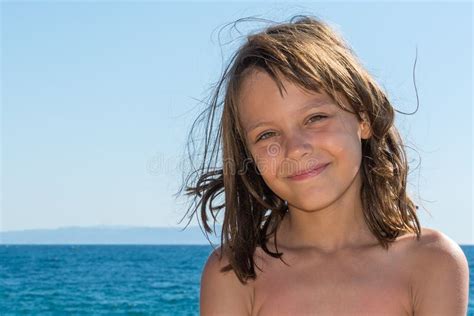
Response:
[360,112,372,140]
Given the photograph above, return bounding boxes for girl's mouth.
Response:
[287,163,330,181]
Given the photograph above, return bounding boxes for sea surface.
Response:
[1,245,473,315]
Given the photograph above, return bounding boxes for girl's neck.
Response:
[278,205,377,254]
[275,173,378,254]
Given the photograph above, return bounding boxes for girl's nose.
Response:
[284,131,312,161]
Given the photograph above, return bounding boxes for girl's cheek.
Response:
[253,147,281,177]
[325,133,362,167]
[254,143,278,159]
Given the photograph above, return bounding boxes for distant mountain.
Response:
[0,225,222,245]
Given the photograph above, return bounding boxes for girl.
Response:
[178,15,469,315]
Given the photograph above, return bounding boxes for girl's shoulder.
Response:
[200,246,254,315]
[406,227,469,315]
[405,226,467,259]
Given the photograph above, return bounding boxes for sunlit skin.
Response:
[238,68,377,254]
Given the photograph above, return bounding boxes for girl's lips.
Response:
[287,163,330,181]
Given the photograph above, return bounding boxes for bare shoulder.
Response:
[407,227,469,315]
[200,246,254,316]
[407,227,468,265]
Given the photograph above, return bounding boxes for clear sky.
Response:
[1,1,472,244]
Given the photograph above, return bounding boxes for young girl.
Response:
[178,15,469,315]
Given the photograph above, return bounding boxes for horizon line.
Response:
[0,224,219,234]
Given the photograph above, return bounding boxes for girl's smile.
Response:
[286,162,331,181]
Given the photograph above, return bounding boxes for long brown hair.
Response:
[176,15,422,284]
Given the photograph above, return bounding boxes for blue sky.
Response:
[1,2,472,244]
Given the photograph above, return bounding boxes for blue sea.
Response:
[1,245,473,315]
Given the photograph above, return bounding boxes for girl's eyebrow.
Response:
[245,100,332,135]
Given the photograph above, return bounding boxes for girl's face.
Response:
[238,69,371,211]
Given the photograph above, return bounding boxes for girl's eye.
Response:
[255,115,327,143]
[256,131,276,142]
[307,114,327,124]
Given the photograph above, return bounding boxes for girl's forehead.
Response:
[237,69,337,111]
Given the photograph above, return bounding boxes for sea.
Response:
[1,245,473,315]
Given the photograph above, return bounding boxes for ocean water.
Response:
[0,245,210,315]
[1,245,473,315]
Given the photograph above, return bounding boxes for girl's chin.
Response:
[287,199,331,212]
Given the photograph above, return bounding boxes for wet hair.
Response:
[176,15,422,284]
